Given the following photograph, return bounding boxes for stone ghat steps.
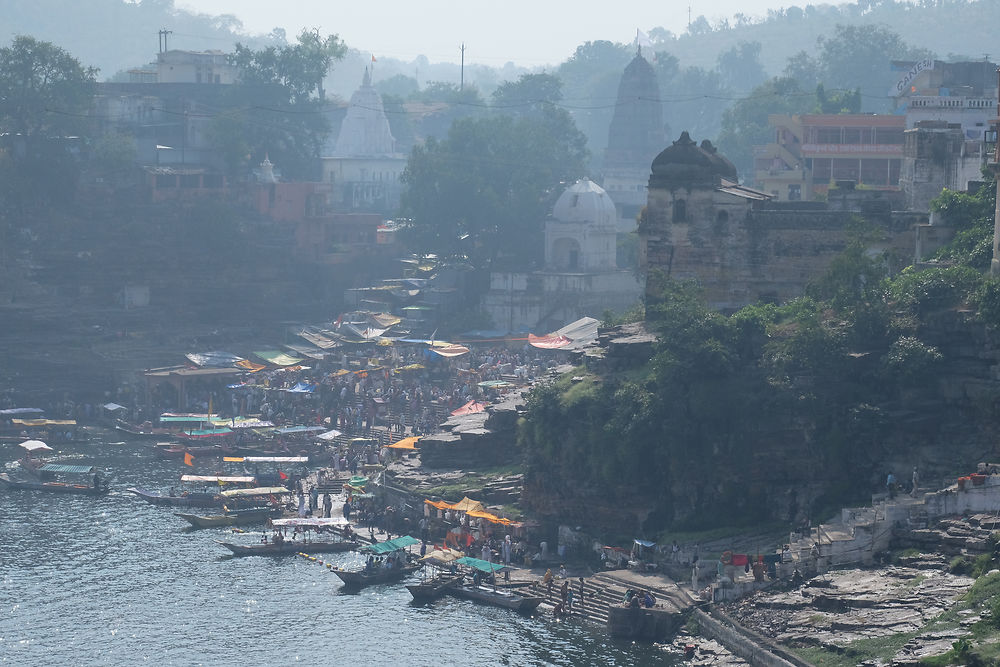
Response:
[525,571,688,626]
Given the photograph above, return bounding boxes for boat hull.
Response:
[174,508,279,529]
[333,563,421,588]
[0,473,109,496]
[406,574,464,602]
[218,540,359,556]
[128,488,222,508]
[446,585,543,613]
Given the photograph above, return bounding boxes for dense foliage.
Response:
[522,181,999,534]
[400,75,589,270]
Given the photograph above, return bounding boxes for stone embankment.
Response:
[724,559,977,665]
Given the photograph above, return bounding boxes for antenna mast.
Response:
[460,43,466,91]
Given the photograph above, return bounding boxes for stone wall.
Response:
[693,607,811,667]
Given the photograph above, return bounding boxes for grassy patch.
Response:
[793,631,919,667]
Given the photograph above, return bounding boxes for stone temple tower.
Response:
[602,48,666,232]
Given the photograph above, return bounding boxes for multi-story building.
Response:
[754,114,905,202]
[890,59,997,141]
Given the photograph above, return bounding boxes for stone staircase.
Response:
[524,570,693,626]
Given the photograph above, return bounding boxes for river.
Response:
[1,434,677,665]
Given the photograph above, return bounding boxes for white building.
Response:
[156,50,238,85]
[321,68,407,214]
[483,179,643,332]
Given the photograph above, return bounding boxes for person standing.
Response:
[323,492,332,518]
[911,467,920,497]
[887,471,897,499]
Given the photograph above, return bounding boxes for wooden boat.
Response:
[152,443,236,459]
[116,419,174,439]
[406,573,465,602]
[446,583,544,613]
[217,538,359,557]
[0,471,109,496]
[128,487,222,508]
[332,562,422,588]
[175,506,281,529]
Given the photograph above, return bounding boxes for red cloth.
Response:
[731,554,749,567]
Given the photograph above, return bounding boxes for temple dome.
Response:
[552,179,618,226]
[650,132,738,185]
[332,68,396,156]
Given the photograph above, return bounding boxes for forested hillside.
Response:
[520,180,1000,540]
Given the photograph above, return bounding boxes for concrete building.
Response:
[899,120,988,212]
[483,179,643,332]
[890,59,997,141]
[155,50,239,85]
[642,132,924,312]
[321,68,407,215]
[754,114,905,202]
[601,49,666,232]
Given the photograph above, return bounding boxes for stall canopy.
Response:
[316,429,343,441]
[634,539,656,548]
[220,486,290,498]
[456,556,507,573]
[467,509,514,525]
[235,359,266,372]
[477,380,512,389]
[285,382,317,393]
[253,350,304,367]
[19,440,53,452]
[12,419,75,426]
[274,425,326,435]
[420,547,465,565]
[449,497,486,513]
[361,535,420,554]
[424,499,452,511]
[241,456,309,463]
[528,334,572,349]
[185,351,245,368]
[271,517,348,528]
[102,403,127,412]
[0,408,44,416]
[387,436,420,450]
[429,344,469,358]
[451,400,486,416]
[180,475,254,484]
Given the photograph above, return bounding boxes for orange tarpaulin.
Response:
[235,359,266,372]
[449,497,485,513]
[467,509,513,525]
[388,436,420,450]
[424,499,452,511]
[528,334,572,349]
[451,400,486,416]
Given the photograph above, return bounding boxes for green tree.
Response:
[400,109,588,271]
[491,73,564,112]
[212,30,346,179]
[717,41,768,93]
[815,25,933,112]
[0,35,97,137]
[231,29,345,103]
[716,77,813,180]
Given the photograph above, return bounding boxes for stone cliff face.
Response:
[520,314,1000,536]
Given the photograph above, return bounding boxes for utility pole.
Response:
[687,6,691,28]
[460,43,465,91]
[158,29,172,53]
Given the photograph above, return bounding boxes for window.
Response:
[672,198,686,222]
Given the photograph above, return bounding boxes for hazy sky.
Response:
[179,0,793,66]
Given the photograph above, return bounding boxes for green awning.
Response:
[361,535,420,554]
[39,464,95,475]
[348,476,369,487]
[456,556,507,573]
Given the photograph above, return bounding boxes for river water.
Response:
[1,435,677,665]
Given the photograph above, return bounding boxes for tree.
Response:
[716,77,812,179]
[231,29,345,103]
[400,109,588,271]
[814,25,933,112]
[212,30,346,179]
[0,36,97,138]
[491,73,563,112]
[0,36,97,206]
[717,41,768,93]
